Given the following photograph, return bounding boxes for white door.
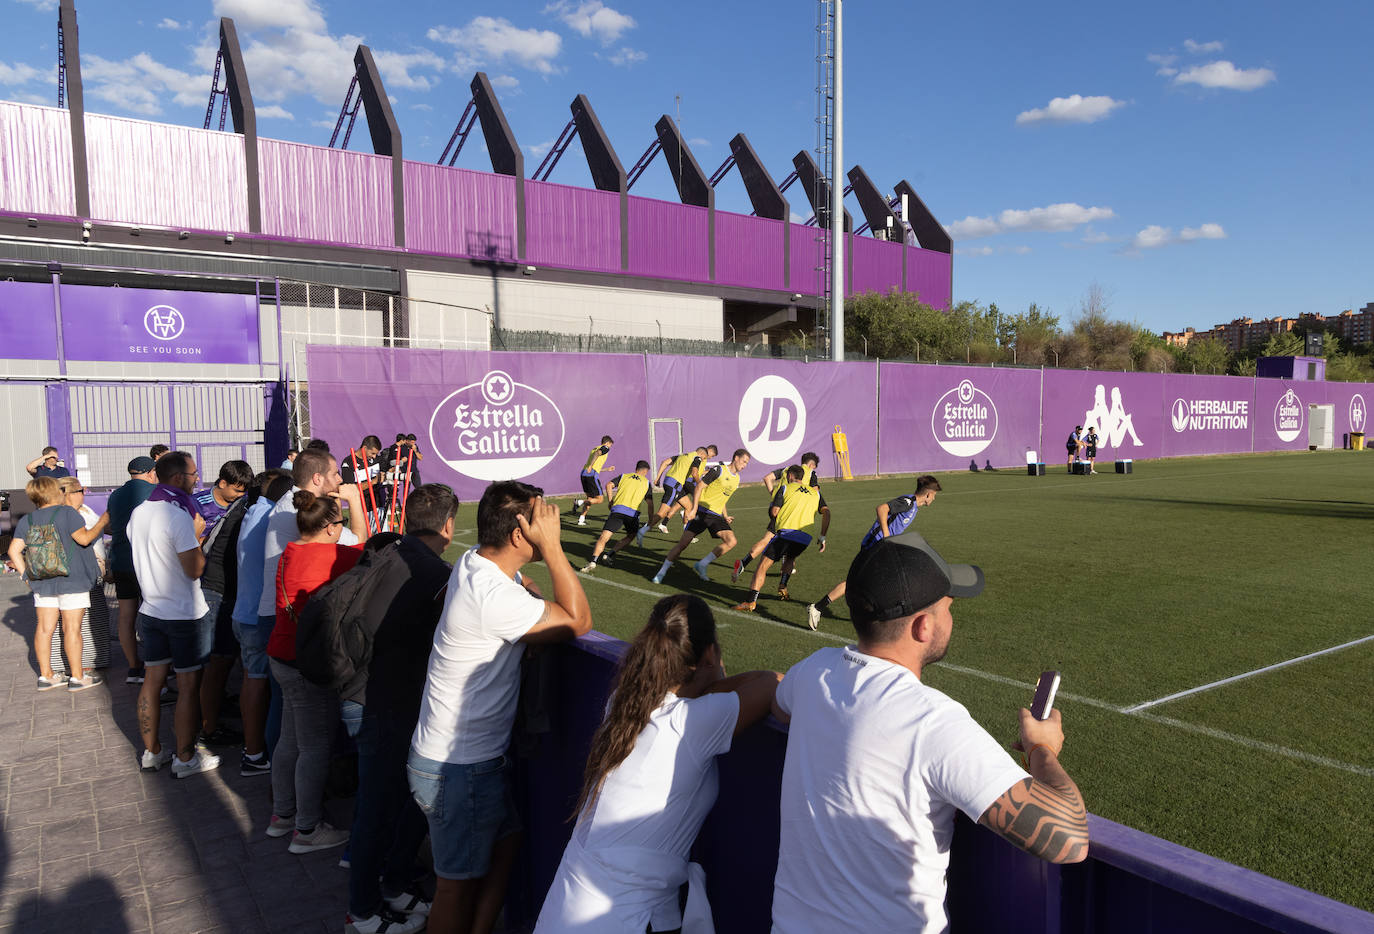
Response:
[1308,404,1334,450]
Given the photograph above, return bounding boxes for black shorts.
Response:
[112,570,141,602]
[602,512,642,535]
[686,512,731,537]
[677,481,697,504]
[1085,444,1098,458]
[764,533,811,562]
[1066,441,1078,454]
[660,478,682,508]
[580,473,603,498]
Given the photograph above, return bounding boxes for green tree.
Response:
[1180,338,1231,375]
[1260,332,1303,358]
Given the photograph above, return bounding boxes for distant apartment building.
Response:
[1163,306,1373,350]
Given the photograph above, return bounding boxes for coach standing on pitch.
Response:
[770,532,1088,931]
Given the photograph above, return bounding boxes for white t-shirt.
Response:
[255,486,358,617]
[535,691,738,932]
[411,548,547,765]
[77,503,107,563]
[771,646,1029,934]
[128,500,209,621]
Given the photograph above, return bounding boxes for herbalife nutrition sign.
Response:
[1171,397,1249,432]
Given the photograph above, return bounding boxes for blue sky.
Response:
[3,0,1372,335]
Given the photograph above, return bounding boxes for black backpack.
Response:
[295,533,411,692]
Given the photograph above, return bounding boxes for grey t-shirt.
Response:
[14,505,100,597]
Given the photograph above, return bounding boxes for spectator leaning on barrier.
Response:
[409,481,591,934]
[25,446,71,479]
[194,459,252,540]
[770,532,1089,932]
[105,456,158,682]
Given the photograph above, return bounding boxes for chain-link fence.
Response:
[491,329,814,360]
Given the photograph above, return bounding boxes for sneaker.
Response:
[574,498,585,511]
[576,514,586,527]
[651,571,666,585]
[731,559,744,583]
[140,747,174,772]
[777,586,790,601]
[288,821,349,854]
[68,672,105,692]
[265,814,294,838]
[170,749,221,779]
[806,604,822,631]
[345,907,425,934]
[635,527,646,547]
[656,522,669,534]
[600,551,616,566]
[198,725,244,747]
[385,889,432,918]
[338,844,351,869]
[36,675,61,692]
[125,668,145,684]
[690,536,700,545]
[693,562,710,582]
[732,601,757,612]
[579,561,597,574]
[240,751,272,777]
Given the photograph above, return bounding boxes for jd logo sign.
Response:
[738,374,806,465]
[428,370,566,481]
[1273,388,1305,443]
[143,305,185,341]
[931,379,998,456]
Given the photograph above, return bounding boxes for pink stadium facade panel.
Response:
[85,114,249,232]
[0,101,76,218]
[524,179,621,272]
[714,211,786,292]
[258,137,393,249]
[850,236,904,296]
[627,196,709,281]
[403,161,516,261]
[906,245,952,309]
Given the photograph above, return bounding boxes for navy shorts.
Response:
[686,511,731,537]
[602,511,642,535]
[138,612,212,673]
[764,530,812,562]
[660,478,682,507]
[112,570,141,602]
[408,751,521,880]
[202,589,238,657]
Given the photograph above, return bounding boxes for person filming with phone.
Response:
[769,531,1089,932]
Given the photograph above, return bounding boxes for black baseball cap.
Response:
[845,531,984,626]
[127,456,156,474]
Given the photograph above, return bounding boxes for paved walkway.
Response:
[0,576,352,933]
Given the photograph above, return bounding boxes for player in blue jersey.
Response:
[805,475,941,630]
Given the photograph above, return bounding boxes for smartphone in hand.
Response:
[1031,671,1061,721]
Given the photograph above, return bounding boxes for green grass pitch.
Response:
[447,450,1374,911]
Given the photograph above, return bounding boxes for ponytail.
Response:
[293,489,339,537]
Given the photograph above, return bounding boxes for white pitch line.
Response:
[1121,634,1374,713]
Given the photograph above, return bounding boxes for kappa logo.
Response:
[1084,384,1143,448]
[931,379,998,456]
[428,369,566,481]
[738,374,807,465]
[1273,388,1305,443]
[1351,394,1367,434]
[143,305,185,341]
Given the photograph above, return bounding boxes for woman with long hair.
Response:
[536,594,780,933]
[265,490,361,855]
[57,476,111,673]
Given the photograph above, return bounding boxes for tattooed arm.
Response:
[977,708,1089,863]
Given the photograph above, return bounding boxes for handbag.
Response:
[24,522,71,580]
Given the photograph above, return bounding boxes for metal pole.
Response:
[831,0,845,362]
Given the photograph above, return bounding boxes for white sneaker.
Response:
[651,571,665,585]
[170,749,221,779]
[289,820,349,854]
[386,889,432,917]
[574,499,585,511]
[579,561,597,573]
[140,747,173,772]
[656,522,669,534]
[694,562,711,582]
[806,604,822,631]
[345,908,425,934]
[576,515,586,527]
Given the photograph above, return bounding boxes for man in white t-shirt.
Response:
[129,452,219,779]
[771,532,1089,933]
[409,480,592,934]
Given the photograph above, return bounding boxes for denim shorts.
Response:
[138,612,212,673]
[202,590,238,657]
[407,750,520,880]
[231,614,275,678]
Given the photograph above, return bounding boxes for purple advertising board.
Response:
[1252,379,1314,451]
[878,364,1044,472]
[0,280,59,360]
[1160,374,1257,457]
[1319,382,1371,439]
[306,346,651,502]
[645,356,878,482]
[1040,370,1165,461]
[57,285,260,365]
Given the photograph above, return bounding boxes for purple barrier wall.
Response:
[0,280,59,359]
[85,114,249,232]
[0,101,76,219]
[851,236,904,297]
[1160,373,1257,457]
[1041,370,1165,461]
[403,161,516,261]
[906,245,953,309]
[787,224,826,295]
[1318,382,1370,440]
[258,138,393,248]
[58,284,260,364]
[628,196,709,281]
[524,179,621,272]
[645,355,878,480]
[1252,379,1314,452]
[878,364,1044,472]
[715,211,785,291]
[305,346,650,501]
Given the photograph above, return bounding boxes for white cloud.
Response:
[256,104,294,120]
[7,90,52,106]
[687,137,710,148]
[1010,245,1032,255]
[1174,60,1275,91]
[956,246,995,257]
[1127,222,1227,251]
[372,48,447,92]
[1184,39,1224,54]
[411,102,433,111]
[490,74,520,89]
[1081,229,1113,244]
[603,47,647,67]
[82,53,206,116]
[157,18,187,30]
[0,61,45,85]
[546,1,636,44]
[1015,94,1126,126]
[428,17,563,75]
[212,0,326,33]
[950,203,1115,240]
[14,0,57,10]
[526,138,556,157]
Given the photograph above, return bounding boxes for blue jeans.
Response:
[407,750,520,880]
[341,700,429,915]
[137,612,212,673]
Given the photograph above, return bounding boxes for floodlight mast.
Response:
[831,0,844,362]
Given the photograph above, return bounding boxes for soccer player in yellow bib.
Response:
[651,446,708,533]
[573,435,616,526]
[579,461,655,572]
[733,464,830,611]
[732,451,821,583]
[650,448,750,584]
